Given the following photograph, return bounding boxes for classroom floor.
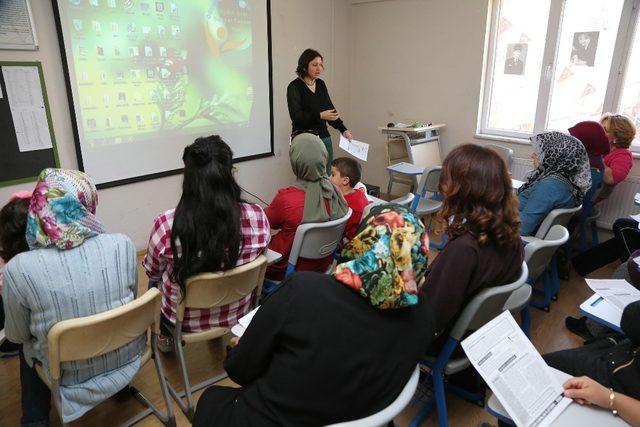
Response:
[0,243,614,427]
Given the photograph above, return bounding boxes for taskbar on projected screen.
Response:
[85,122,252,147]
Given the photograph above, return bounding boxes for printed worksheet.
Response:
[461,311,571,427]
[585,279,640,312]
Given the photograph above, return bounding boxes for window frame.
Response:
[478,0,640,143]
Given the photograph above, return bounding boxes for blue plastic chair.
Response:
[525,225,569,311]
[410,166,445,250]
[409,262,528,427]
[262,209,353,296]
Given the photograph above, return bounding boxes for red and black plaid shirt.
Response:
[142,203,270,332]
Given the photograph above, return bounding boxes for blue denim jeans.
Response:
[20,351,51,426]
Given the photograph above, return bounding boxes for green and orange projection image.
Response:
[65,0,255,147]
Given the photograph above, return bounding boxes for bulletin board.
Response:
[0,61,59,187]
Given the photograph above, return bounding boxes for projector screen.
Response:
[53,0,273,188]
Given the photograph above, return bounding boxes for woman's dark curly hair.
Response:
[0,197,30,262]
[438,144,521,248]
[296,48,323,78]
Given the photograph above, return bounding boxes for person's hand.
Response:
[343,130,353,141]
[230,336,240,347]
[563,376,610,407]
[320,109,340,121]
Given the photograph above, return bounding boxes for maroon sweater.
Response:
[423,233,524,333]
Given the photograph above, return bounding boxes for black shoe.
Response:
[0,339,20,358]
[565,316,593,340]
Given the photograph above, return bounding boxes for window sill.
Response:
[474,133,532,146]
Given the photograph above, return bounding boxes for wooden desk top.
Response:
[378,123,446,132]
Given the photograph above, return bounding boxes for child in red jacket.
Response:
[330,157,369,243]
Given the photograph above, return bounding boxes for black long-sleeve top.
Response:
[286,78,347,138]
[224,271,435,426]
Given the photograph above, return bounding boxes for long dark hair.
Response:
[439,144,520,248]
[0,197,30,262]
[171,135,243,297]
[296,48,323,78]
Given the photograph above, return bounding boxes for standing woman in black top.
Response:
[287,48,353,174]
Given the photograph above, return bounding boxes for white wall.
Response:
[0,0,351,250]
[348,0,490,191]
[347,0,640,190]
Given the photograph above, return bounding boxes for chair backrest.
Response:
[324,365,420,427]
[47,288,162,381]
[525,225,569,280]
[416,166,442,196]
[389,192,415,207]
[288,209,352,266]
[449,262,528,341]
[534,205,582,239]
[486,144,514,171]
[177,254,267,321]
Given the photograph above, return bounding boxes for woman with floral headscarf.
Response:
[265,132,349,280]
[193,205,436,426]
[518,131,591,236]
[3,169,142,425]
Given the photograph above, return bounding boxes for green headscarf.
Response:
[290,133,348,223]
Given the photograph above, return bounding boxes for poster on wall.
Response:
[503,43,527,75]
[0,0,38,50]
[570,31,599,67]
[53,0,273,188]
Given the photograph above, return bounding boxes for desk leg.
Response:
[387,171,394,196]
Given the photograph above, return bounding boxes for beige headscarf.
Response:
[290,133,348,223]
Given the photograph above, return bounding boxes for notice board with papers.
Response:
[0,61,59,187]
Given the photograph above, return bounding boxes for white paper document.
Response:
[2,66,52,152]
[634,193,640,205]
[0,0,38,50]
[585,279,640,312]
[339,134,369,161]
[237,306,260,329]
[461,311,571,427]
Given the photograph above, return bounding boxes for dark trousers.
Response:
[321,136,333,176]
[19,351,51,426]
[572,218,640,276]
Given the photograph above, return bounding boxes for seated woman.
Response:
[572,217,640,276]
[193,205,435,426]
[0,191,31,358]
[544,300,640,402]
[568,120,610,204]
[3,169,142,425]
[601,113,635,188]
[143,135,270,349]
[423,144,523,335]
[265,132,348,280]
[517,131,591,236]
[562,376,640,426]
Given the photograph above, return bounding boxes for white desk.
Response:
[266,249,283,266]
[512,179,524,190]
[386,162,424,176]
[487,368,630,426]
[579,294,623,333]
[381,125,444,194]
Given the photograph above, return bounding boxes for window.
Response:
[480,0,640,147]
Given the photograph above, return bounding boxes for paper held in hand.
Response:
[461,311,571,427]
[584,278,640,312]
[231,306,260,337]
[339,134,369,161]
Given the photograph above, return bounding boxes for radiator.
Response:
[512,157,640,230]
[512,157,533,181]
[597,176,640,230]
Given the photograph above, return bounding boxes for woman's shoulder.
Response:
[288,77,304,89]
